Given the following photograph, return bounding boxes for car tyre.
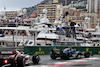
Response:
[17,56,25,67]
[32,54,40,64]
[50,53,57,59]
[63,53,70,60]
[84,51,90,58]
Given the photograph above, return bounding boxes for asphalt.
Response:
[25,55,100,67]
[3,55,100,67]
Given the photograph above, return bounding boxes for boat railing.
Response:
[0,22,31,27]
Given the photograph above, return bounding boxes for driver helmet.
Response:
[16,51,20,54]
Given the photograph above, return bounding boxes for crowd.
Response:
[93,43,100,46]
[0,19,32,26]
[0,30,27,36]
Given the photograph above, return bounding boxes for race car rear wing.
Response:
[51,49,63,54]
[51,49,60,52]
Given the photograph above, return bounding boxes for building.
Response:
[99,5,100,18]
[63,8,75,16]
[80,13,99,28]
[31,12,37,18]
[67,15,85,27]
[87,0,100,13]
[99,5,100,13]
[63,6,76,24]
[65,0,67,6]
[66,12,99,28]
[74,10,82,16]
[37,0,62,23]
[87,0,100,28]
[53,0,58,4]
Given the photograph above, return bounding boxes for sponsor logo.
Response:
[35,47,45,54]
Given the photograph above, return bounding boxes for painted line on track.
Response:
[50,57,100,66]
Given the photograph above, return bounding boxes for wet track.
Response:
[25,55,100,67]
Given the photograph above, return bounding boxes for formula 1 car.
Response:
[0,50,40,67]
[50,48,93,60]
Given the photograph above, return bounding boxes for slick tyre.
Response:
[84,51,90,58]
[50,53,57,59]
[17,56,25,67]
[32,54,40,64]
[63,53,70,60]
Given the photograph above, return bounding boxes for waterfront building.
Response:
[67,15,84,27]
[31,12,38,18]
[37,0,63,23]
[65,0,67,6]
[99,5,100,18]
[66,12,99,28]
[87,0,100,13]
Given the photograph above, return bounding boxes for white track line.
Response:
[50,57,100,66]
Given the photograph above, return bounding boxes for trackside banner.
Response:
[24,46,100,55]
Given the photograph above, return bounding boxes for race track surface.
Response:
[25,55,100,67]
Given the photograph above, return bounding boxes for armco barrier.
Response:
[24,46,100,55]
[0,47,24,52]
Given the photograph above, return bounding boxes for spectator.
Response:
[52,43,56,46]
[88,33,91,38]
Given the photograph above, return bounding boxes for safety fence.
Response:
[24,46,100,55]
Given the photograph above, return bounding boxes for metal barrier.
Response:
[24,46,100,55]
[0,47,24,52]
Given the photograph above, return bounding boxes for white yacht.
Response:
[21,8,57,46]
[26,40,53,46]
[80,41,93,46]
[0,26,40,47]
[0,8,57,47]
[18,28,57,46]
